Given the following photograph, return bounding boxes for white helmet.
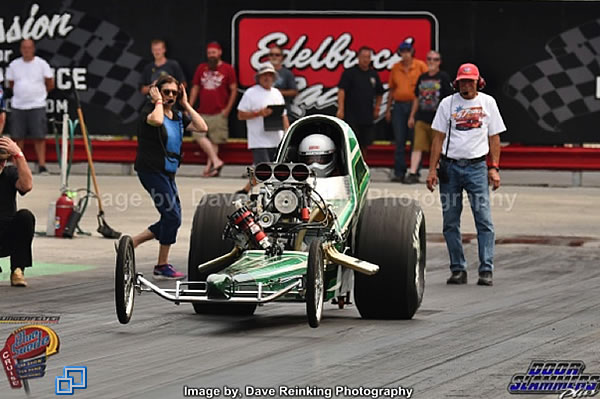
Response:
[298,134,336,177]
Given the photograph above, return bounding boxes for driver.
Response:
[298,134,337,177]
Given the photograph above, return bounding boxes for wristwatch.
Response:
[488,163,500,172]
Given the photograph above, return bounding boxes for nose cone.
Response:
[206,273,233,299]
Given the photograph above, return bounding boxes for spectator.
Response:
[236,63,289,194]
[140,39,187,96]
[189,41,235,177]
[0,136,34,287]
[385,37,427,182]
[5,39,55,175]
[336,46,384,155]
[426,63,505,287]
[269,44,298,123]
[132,75,208,280]
[404,50,453,184]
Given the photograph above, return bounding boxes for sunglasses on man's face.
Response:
[161,89,178,96]
[427,57,441,61]
[269,53,282,57]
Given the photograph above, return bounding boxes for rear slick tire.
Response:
[188,193,256,316]
[354,198,426,319]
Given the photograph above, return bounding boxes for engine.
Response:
[225,163,330,256]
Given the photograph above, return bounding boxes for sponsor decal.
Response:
[233,11,437,119]
[0,314,61,324]
[56,366,87,395]
[1,324,60,390]
[507,360,599,398]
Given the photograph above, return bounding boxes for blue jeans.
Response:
[137,171,182,245]
[392,101,413,178]
[439,160,495,273]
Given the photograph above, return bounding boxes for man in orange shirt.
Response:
[385,38,428,182]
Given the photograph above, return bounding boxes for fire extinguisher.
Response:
[55,192,74,237]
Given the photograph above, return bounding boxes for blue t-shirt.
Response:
[163,112,183,173]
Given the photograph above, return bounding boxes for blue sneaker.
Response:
[152,264,185,281]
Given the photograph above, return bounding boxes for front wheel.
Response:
[306,239,325,328]
[115,235,136,324]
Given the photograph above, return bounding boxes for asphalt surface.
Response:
[1,173,599,399]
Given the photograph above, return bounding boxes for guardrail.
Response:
[22,138,600,184]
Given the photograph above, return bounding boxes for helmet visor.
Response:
[302,153,334,165]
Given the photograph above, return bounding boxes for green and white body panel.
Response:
[204,250,339,302]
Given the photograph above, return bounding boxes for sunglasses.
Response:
[427,57,441,61]
[269,53,282,57]
[161,89,178,96]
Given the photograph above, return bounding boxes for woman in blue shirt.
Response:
[133,75,207,280]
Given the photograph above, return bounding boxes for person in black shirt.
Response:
[139,39,187,96]
[132,75,207,280]
[0,136,33,287]
[404,50,453,183]
[336,46,384,154]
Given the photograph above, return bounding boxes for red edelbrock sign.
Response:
[233,11,438,117]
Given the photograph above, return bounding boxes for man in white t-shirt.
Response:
[6,39,55,175]
[236,62,289,194]
[426,63,506,287]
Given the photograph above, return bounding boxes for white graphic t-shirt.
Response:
[237,85,286,149]
[432,92,506,159]
[6,56,53,110]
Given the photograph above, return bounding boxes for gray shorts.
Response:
[9,108,48,140]
[251,147,278,165]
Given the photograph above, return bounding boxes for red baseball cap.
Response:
[455,63,480,81]
[206,41,221,51]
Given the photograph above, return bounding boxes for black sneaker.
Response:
[446,270,467,284]
[38,165,50,176]
[477,271,493,286]
[391,174,405,183]
[403,173,419,184]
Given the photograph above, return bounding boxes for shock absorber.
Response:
[230,204,272,250]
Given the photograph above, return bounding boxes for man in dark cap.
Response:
[385,37,428,182]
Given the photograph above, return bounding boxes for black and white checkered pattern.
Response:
[505,19,600,132]
[36,9,145,124]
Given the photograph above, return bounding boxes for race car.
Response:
[115,115,426,328]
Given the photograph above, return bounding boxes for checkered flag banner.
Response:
[505,19,600,132]
[36,8,146,124]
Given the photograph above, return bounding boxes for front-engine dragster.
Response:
[115,115,426,328]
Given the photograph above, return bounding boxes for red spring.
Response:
[233,207,270,249]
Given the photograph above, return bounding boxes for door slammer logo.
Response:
[508,360,599,398]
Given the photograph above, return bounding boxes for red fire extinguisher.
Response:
[55,192,74,237]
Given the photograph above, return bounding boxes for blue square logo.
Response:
[55,366,87,395]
